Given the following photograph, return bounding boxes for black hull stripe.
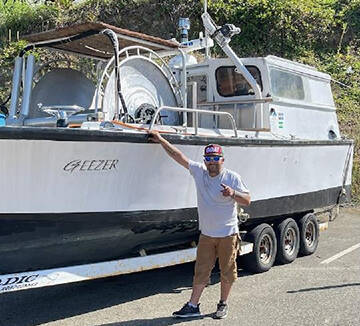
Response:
[0,126,353,146]
[0,185,350,274]
[246,185,351,219]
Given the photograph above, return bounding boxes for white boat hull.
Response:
[0,129,353,213]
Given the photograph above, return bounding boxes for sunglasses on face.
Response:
[204,156,222,162]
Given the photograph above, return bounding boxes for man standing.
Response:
[148,131,251,319]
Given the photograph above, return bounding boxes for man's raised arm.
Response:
[148,131,189,170]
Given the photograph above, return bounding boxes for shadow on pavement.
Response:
[96,313,215,326]
[1,261,251,326]
[287,282,360,293]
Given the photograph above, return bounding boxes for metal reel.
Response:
[102,56,180,125]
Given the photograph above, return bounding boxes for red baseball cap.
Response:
[204,144,223,156]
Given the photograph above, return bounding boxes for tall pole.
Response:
[204,0,210,58]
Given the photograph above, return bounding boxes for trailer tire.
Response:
[242,223,277,273]
[298,213,319,256]
[275,218,300,264]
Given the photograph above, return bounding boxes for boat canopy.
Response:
[22,22,180,59]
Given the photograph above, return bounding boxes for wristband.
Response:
[231,191,237,199]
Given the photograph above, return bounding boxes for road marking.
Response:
[291,267,360,271]
[320,243,360,264]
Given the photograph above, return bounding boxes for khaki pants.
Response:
[193,233,240,286]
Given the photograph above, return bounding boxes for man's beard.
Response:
[207,164,222,175]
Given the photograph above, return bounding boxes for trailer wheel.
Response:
[275,218,300,264]
[298,213,319,255]
[242,223,277,273]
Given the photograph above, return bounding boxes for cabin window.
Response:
[215,66,262,97]
[270,69,305,100]
[308,78,334,106]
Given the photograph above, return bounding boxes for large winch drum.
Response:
[102,57,180,125]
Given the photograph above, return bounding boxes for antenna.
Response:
[204,0,210,58]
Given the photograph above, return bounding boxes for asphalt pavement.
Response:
[1,207,359,326]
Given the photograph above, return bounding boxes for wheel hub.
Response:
[259,234,273,264]
[305,221,315,247]
[284,228,296,255]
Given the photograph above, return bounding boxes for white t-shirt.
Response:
[189,160,249,237]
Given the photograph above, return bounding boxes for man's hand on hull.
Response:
[221,183,235,197]
[147,130,161,143]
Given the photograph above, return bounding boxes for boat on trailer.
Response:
[0,12,353,293]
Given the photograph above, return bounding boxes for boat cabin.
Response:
[183,56,339,140]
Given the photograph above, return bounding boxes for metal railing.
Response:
[197,97,273,106]
[149,106,238,138]
[197,97,272,130]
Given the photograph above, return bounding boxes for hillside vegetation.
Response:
[0,0,359,201]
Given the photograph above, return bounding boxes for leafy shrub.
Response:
[0,0,58,45]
